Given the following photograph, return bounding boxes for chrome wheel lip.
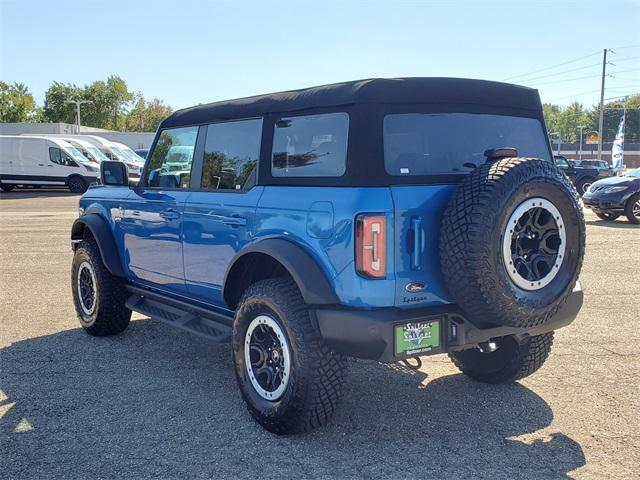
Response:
[502,197,567,291]
[581,182,593,193]
[77,261,97,316]
[244,314,291,401]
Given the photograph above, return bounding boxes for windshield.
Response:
[89,147,109,162]
[626,168,640,178]
[109,147,132,163]
[384,113,551,176]
[119,144,145,162]
[65,146,91,164]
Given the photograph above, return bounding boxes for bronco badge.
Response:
[405,281,426,293]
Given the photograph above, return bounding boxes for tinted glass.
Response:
[49,147,62,164]
[384,113,551,176]
[201,118,262,190]
[145,126,198,189]
[272,112,348,177]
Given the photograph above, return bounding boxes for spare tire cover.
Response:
[440,157,585,329]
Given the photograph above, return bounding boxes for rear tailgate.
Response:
[390,185,456,308]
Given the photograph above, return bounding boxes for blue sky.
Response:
[1,0,638,111]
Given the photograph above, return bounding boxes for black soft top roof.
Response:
[162,77,542,128]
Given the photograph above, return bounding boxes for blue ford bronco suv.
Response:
[70,78,585,434]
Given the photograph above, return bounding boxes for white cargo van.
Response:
[111,141,146,163]
[60,137,110,165]
[21,134,142,178]
[0,136,99,193]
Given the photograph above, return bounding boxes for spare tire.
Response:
[440,157,585,329]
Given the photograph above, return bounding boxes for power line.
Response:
[524,73,604,86]
[501,51,601,82]
[609,44,640,50]
[512,61,602,83]
[545,89,602,102]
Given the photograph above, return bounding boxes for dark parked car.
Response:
[583,167,640,224]
[134,148,149,159]
[576,159,613,171]
[554,155,613,195]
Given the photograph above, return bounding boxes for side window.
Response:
[201,118,262,191]
[272,112,348,177]
[49,147,62,164]
[145,126,198,189]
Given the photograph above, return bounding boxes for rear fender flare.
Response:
[222,238,339,308]
[71,214,125,277]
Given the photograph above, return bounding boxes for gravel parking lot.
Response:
[1,190,638,479]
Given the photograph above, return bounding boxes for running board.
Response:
[125,288,233,342]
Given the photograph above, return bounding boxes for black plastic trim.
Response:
[71,214,125,277]
[222,238,340,307]
[315,284,584,363]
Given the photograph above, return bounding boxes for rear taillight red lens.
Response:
[355,214,387,278]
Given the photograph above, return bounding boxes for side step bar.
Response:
[125,286,233,342]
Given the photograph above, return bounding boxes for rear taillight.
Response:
[355,214,387,278]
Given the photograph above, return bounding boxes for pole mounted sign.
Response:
[586,133,599,145]
[611,109,625,170]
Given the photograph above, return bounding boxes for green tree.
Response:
[585,94,640,144]
[42,75,134,130]
[543,102,589,143]
[0,82,39,122]
[125,95,173,132]
[42,81,82,123]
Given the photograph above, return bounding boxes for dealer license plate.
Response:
[394,320,440,356]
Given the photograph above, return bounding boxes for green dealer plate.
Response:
[394,320,440,356]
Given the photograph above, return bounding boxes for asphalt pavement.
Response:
[1,189,638,479]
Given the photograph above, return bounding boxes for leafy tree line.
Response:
[0,75,172,132]
[542,94,639,144]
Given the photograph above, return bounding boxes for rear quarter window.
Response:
[272,112,348,177]
[384,113,551,176]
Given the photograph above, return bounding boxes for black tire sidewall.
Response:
[440,158,585,329]
[71,243,102,327]
[625,192,640,224]
[232,291,310,429]
[233,299,297,417]
[491,179,583,310]
[576,177,595,195]
[68,177,87,193]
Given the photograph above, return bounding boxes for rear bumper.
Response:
[315,283,583,363]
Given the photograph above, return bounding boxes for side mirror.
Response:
[100,161,128,186]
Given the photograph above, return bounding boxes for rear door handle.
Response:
[159,209,181,220]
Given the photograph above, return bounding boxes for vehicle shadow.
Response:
[585,219,638,229]
[0,319,585,479]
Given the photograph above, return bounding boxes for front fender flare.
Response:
[71,214,125,277]
[222,238,339,307]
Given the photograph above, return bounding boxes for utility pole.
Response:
[597,49,608,161]
[66,100,92,134]
[578,125,586,161]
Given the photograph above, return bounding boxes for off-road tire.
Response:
[0,183,15,192]
[68,176,87,193]
[576,177,596,196]
[71,238,131,335]
[449,332,554,383]
[624,192,640,225]
[232,278,346,434]
[440,157,585,329]
[595,211,621,221]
